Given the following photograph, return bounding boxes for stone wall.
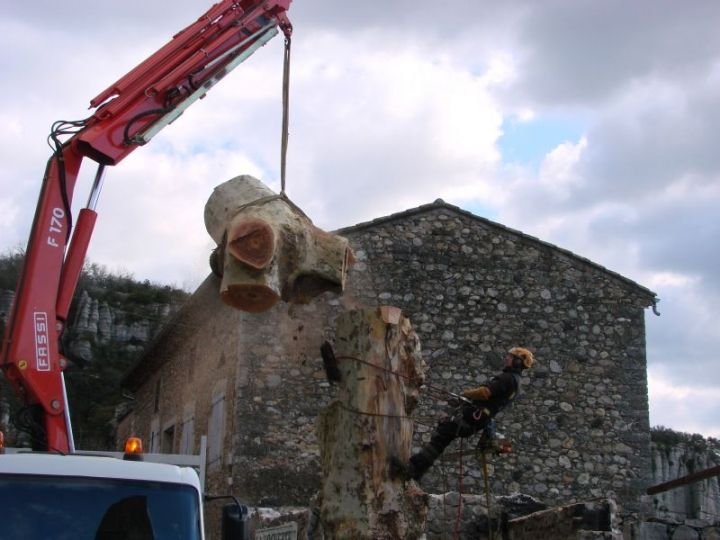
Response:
[122,201,656,516]
[117,275,348,539]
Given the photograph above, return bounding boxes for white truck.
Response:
[0,451,205,539]
[0,436,253,539]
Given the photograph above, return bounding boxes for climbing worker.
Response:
[391,346,535,481]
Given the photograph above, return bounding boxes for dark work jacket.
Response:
[474,366,522,416]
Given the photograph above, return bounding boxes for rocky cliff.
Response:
[648,428,720,524]
[67,289,175,363]
[0,256,188,449]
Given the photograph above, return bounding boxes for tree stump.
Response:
[317,307,429,539]
[204,175,354,312]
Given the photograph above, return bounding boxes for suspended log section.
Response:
[317,307,429,539]
[205,175,354,312]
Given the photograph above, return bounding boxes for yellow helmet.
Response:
[509,347,535,370]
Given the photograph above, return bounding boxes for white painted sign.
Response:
[255,521,297,540]
[33,312,50,371]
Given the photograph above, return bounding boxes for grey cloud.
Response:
[291,0,521,36]
[649,382,720,435]
[646,286,720,377]
[578,85,720,200]
[290,116,470,229]
[6,0,514,42]
[589,197,720,292]
[509,70,720,222]
[5,2,193,34]
[546,75,720,300]
[513,1,720,106]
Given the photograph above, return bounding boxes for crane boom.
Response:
[1,0,292,454]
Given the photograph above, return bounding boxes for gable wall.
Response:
[345,207,653,512]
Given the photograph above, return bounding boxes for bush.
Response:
[651,425,720,453]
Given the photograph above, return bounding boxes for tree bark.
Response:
[317,307,429,539]
[204,175,354,312]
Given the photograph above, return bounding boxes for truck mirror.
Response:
[222,502,250,540]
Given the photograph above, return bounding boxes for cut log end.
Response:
[221,284,279,313]
[284,244,355,304]
[286,274,342,305]
[206,176,355,310]
[227,219,275,269]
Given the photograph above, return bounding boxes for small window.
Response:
[149,418,160,453]
[208,394,225,470]
[148,431,157,453]
[180,417,195,455]
[154,378,162,413]
[161,425,175,454]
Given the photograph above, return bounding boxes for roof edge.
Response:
[336,199,657,303]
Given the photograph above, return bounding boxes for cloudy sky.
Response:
[2,1,719,438]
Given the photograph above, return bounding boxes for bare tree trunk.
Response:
[317,307,429,539]
[204,175,354,312]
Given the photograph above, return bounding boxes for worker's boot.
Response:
[389,446,439,481]
[391,417,463,481]
[389,456,415,481]
[407,446,440,480]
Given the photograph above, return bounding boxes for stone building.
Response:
[119,199,657,514]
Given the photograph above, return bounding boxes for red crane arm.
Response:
[1,0,292,453]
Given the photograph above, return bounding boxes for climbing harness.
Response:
[472,406,491,422]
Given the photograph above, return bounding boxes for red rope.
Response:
[454,437,464,540]
[433,457,451,540]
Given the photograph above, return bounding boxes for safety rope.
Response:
[280,35,291,194]
[334,354,465,404]
[213,35,298,235]
[480,449,494,540]
[335,402,438,428]
[228,191,309,220]
[440,461,451,540]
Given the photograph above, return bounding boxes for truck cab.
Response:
[0,452,205,539]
